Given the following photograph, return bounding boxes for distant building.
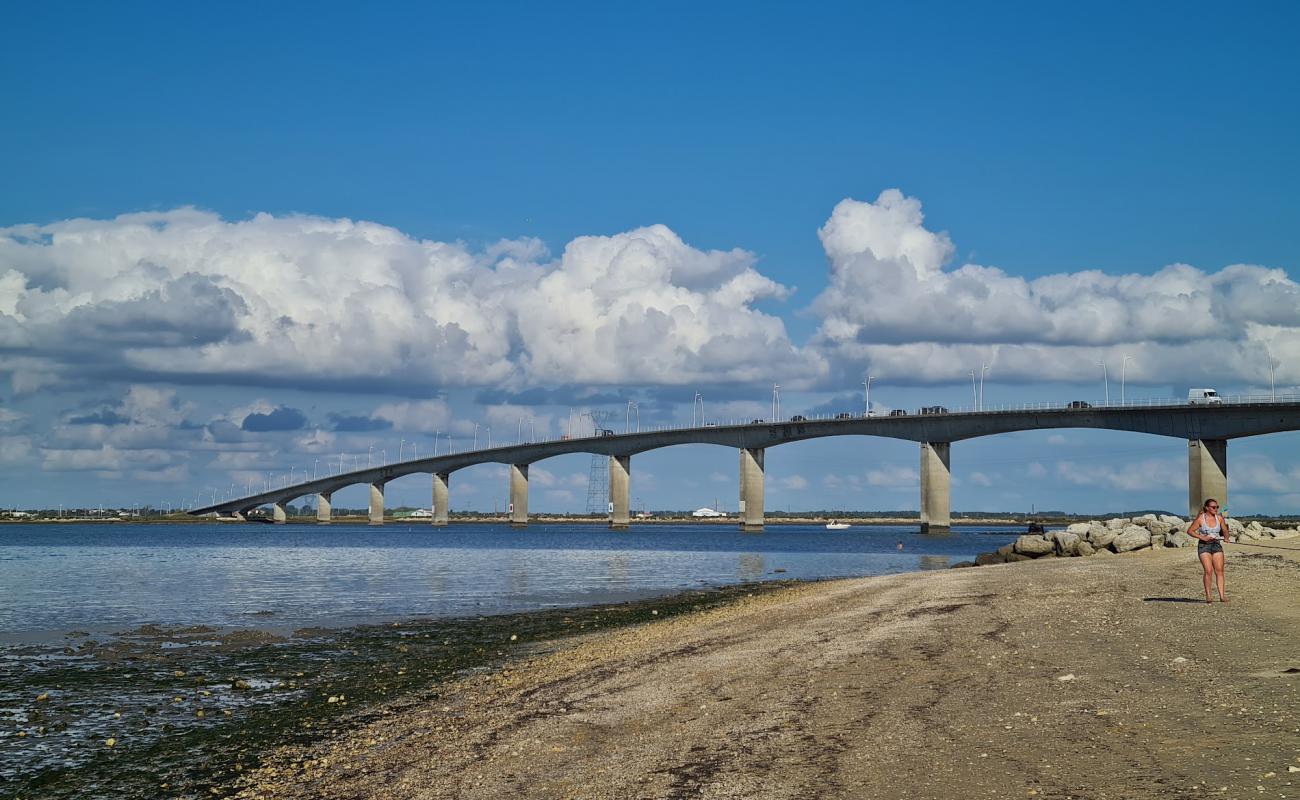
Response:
[691,507,726,518]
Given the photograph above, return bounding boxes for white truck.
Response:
[1187,388,1223,405]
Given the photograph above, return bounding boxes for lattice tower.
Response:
[584,411,614,515]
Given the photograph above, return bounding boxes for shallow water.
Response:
[1,522,1019,796]
[0,522,1018,635]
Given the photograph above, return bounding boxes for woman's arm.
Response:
[1219,513,1231,542]
[1187,514,1208,541]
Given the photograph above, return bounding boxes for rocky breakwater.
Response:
[972,514,1300,566]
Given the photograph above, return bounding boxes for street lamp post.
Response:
[980,363,990,410]
[486,427,491,448]
[313,459,319,480]
[1265,343,1276,401]
[473,422,480,449]
[1121,355,1133,404]
[969,370,978,409]
[693,393,703,426]
[1098,360,1110,405]
[367,444,373,468]
[517,417,523,444]
[772,384,781,422]
[433,431,440,456]
[398,439,405,462]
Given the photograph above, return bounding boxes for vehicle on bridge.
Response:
[919,406,949,415]
[1188,388,1223,405]
[790,415,807,422]
[889,409,908,416]
[835,412,852,419]
[1068,400,1092,409]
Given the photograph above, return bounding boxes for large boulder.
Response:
[1159,514,1186,527]
[1065,522,1091,536]
[1150,533,1167,548]
[1272,528,1300,540]
[1005,552,1035,562]
[1087,524,1118,549]
[1133,513,1158,525]
[1226,518,1246,536]
[1050,531,1082,556]
[1014,534,1055,557]
[1112,525,1153,553]
[996,543,1016,557]
[1094,547,1114,557]
[1076,540,1096,557]
[1165,529,1195,548]
[1145,520,1177,536]
[1105,518,1131,530]
[1247,520,1264,532]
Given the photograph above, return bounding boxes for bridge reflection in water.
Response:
[190,397,1300,533]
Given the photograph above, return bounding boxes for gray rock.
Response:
[1005,552,1034,562]
[1094,547,1114,557]
[1134,513,1158,524]
[1014,534,1055,557]
[1065,522,1091,536]
[1105,518,1131,530]
[1050,531,1081,556]
[1159,514,1186,527]
[1112,525,1153,553]
[1087,524,1117,548]
[951,561,977,569]
[1145,520,1177,536]
[1226,518,1246,535]
[1075,540,1095,557]
[1247,520,1264,532]
[1150,533,1166,548]
[1165,530,1194,548]
[996,543,1016,557]
[975,551,1007,566]
[1273,529,1300,540]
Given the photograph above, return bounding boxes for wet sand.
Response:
[233,542,1300,800]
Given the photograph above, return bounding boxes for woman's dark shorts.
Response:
[1198,539,1224,556]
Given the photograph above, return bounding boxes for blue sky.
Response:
[2,2,1298,515]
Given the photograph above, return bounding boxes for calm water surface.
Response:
[0,522,1019,634]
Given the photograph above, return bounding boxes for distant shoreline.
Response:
[8,514,1300,527]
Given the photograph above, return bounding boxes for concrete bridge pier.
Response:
[432,472,450,526]
[1188,439,1228,518]
[609,455,631,529]
[509,464,529,528]
[316,492,332,524]
[919,441,951,534]
[368,482,385,526]
[272,502,288,524]
[738,447,765,532]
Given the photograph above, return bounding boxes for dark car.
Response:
[752,419,765,424]
[919,406,948,415]
[835,412,852,420]
[599,429,615,437]
[790,415,807,422]
[889,409,908,417]
[1067,400,1092,410]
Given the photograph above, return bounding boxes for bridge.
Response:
[190,396,1300,532]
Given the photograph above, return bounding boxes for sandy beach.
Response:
[230,541,1300,800]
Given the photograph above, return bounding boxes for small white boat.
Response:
[825,520,850,530]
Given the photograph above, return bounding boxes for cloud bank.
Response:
[812,189,1300,387]
[0,211,820,395]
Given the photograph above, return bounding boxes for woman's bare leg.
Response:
[1199,552,1215,602]
[1212,551,1227,602]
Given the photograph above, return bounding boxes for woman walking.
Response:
[1187,499,1231,603]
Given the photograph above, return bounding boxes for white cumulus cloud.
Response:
[0,210,820,394]
[811,189,1300,387]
